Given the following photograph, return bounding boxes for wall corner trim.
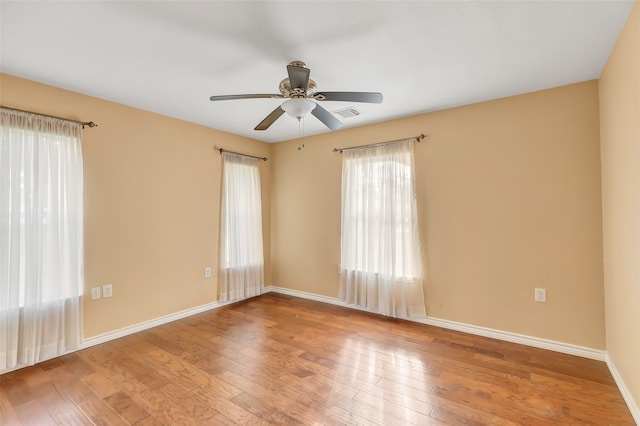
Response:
[606,353,640,424]
[264,285,606,361]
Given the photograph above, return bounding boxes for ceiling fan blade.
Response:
[210,94,282,101]
[315,92,383,103]
[254,106,285,131]
[311,104,343,130]
[287,64,310,91]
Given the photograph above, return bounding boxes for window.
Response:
[339,140,426,318]
[0,108,83,371]
[341,151,418,279]
[219,152,264,302]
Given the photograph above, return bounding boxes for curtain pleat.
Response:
[219,153,264,302]
[0,109,83,372]
[339,140,426,318]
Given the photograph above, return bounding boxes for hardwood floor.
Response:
[0,293,634,425]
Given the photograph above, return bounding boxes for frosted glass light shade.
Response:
[281,98,316,119]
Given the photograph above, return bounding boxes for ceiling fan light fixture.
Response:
[281,98,316,119]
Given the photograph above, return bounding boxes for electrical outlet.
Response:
[535,288,547,303]
[91,287,101,300]
[204,267,212,278]
[102,284,113,298]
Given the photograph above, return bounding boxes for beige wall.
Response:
[599,2,640,411]
[1,71,608,351]
[272,81,605,349]
[1,73,272,338]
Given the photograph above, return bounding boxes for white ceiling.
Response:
[0,1,634,143]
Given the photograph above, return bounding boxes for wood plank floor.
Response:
[0,293,634,425]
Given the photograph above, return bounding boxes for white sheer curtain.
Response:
[219,152,264,302]
[339,140,426,318]
[0,108,84,372]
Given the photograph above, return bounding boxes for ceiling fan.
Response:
[209,61,383,131]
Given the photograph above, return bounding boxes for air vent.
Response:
[332,107,361,119]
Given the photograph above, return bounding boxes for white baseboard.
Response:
[2,297,240,375]
[73,285,638,423]
[3,287,628,413]
[75,285,640,423]
[606,353,640,424]
[266,287,640,420]
[413,316,605,361]
[81,299,236,349]
[5,287,606,364]
[264,285,606,361]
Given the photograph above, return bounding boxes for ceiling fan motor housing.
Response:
[279,78,317,98]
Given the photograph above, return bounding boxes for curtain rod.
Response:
[217,148,268,162]
[333,133,425,153]
[1,106,98,129]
